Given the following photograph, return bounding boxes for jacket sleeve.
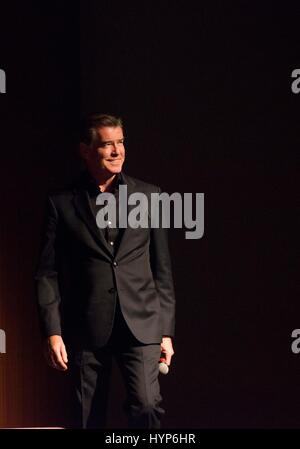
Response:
[149,187,176,338]
[34,196,62,337]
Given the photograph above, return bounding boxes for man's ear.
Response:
[79,142,90,161]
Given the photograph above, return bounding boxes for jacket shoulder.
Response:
[123,173,160,193]
[47,187,74,202]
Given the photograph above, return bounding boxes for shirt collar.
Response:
[85,171,124,197]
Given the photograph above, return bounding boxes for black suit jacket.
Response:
[35,171,176,348]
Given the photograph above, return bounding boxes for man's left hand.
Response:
[160,337,174,366]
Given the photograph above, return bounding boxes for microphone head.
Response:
[159,362,169,375]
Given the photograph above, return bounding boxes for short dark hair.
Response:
[80,113,123,145]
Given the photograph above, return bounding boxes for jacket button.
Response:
[112,261,118,267]
[108,287,115,293]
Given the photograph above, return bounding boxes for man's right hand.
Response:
[44,335,68,371]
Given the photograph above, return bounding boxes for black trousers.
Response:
[69,298,165,429]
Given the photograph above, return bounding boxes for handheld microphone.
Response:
[159,357,169,375]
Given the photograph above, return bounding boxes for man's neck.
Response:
[88,169,118,192]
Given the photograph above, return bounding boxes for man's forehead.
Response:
[96,126,124,141]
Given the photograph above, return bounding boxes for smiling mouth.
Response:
[107,159,122,163]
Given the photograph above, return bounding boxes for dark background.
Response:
[0,1,299,428]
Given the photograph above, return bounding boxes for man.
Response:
[35,113,176,428]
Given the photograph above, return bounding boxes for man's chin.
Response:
[103,165,123,175]
[109,167,122,174]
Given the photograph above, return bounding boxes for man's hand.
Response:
[160,337,174,366]
[44,335,68,371]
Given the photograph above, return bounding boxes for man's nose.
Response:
[111,143,120,152]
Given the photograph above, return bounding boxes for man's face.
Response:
[82,126,125,176]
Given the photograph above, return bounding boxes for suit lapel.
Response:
[115,173,139,260]
[71,171,142,261]
[72,188,114,260]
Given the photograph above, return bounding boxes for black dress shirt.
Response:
[86,172,125,255]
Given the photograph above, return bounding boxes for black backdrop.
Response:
[0,1,299,428]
